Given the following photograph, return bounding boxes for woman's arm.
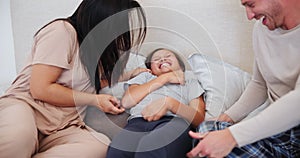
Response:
[30,64,124,114]
[30,64,80,106]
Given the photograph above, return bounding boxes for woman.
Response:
[106,48,206,158]
[0,0,146,157]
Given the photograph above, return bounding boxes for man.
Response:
[187,0,300,157]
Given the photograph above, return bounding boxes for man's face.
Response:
[241,0,283,30]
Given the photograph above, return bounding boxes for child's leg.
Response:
[135,117,192,158]
[106,118,149,158]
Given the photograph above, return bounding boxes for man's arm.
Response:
[224,62,268,122]
[229,74,300,146]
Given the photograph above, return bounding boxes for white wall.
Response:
[10,0,82,72]
[0,0,16,88]
[8,0,255,78]
[138,0,255,72]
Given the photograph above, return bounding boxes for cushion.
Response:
[124,53,147,71]
[187,53,251,120]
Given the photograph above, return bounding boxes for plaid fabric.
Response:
[195,121,300,158]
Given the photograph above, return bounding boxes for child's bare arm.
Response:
[121,75,169,108]
[141,96,205,128]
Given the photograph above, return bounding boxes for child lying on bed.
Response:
[106,48,206,158]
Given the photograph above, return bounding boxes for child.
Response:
[106,48,206,158]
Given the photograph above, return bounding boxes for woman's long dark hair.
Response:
[35,0,146,93]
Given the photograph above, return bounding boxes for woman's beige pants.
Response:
[0,98,110,158]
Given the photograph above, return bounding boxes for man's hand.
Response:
[187,129,237,158]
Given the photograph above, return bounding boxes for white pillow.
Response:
[187,53,251,120]
[124,53,146,71]
[99,53,146,99]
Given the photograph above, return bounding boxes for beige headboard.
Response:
[11,0,254,73]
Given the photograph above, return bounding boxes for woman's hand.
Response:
[95,94,125,115]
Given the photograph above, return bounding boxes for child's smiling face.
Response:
[150,49,182,76]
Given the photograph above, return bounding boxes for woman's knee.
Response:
[0,101,38,157]
[1,102,37,133]
[70,139,109,158]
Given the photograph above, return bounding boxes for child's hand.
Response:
[141,97,170,121]
[163,70,185,85]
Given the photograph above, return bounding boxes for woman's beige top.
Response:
[225,21,300,147]
[1,20,94,135]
